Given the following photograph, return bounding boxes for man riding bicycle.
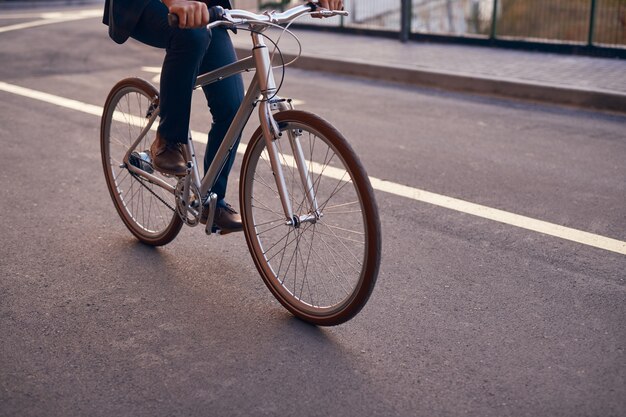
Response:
[102,0,343,234]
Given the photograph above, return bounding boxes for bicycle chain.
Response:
[129,170,177,213]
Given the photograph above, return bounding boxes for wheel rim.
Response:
[103,86,178,237]
[244,121,369,316]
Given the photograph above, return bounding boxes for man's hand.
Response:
[317,0,343,11]
[312,0,343,18]
[162,0,209,28]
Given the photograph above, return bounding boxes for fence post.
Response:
[588,0,597,46]
[490,0,499,41]
[400,0,411,42]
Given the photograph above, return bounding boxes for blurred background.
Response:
[233,0,626,49]
[1,0,623,51]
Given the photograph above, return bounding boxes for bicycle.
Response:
[100,2,381,326]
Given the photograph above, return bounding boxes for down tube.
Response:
[199,77,261,197]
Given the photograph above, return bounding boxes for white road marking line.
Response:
[0,9,101,34]
[141,66,162,84]
[0,9,100,19]
[367,177,626,255]
[0,13,51,19]
[1,80,624,256]
[0,19,67,34]
[0,81,103,116]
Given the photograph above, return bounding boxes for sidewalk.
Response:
[232,29,626,113]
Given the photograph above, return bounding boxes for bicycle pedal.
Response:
[202,193,218,233]
[129,151,154,174]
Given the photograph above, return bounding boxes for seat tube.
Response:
[183,130,202,190]
[253,30,295,222]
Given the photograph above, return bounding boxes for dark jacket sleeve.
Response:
[102,0,151,44]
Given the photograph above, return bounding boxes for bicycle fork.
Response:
[253,32,320,228]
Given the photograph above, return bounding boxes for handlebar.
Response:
[167,3,348,29]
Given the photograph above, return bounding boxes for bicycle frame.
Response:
[121,27,318,232]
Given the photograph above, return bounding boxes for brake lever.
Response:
[220,12,239,33]
[220,10,246,32]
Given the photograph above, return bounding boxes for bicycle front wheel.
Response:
[240,111,381,326]
[101,78,182,246]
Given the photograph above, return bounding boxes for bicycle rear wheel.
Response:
[240,111,381,326]
[101,78,182,246]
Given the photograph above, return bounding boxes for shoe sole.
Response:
[213,226,243,235]
[199,216,243,235]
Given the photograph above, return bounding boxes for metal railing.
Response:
[232,0,626,56]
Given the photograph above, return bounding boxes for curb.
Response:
[235,47,626,114]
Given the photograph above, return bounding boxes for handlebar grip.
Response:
[306,1,319,11]
[167,6,225,28]
[167,13,179,28]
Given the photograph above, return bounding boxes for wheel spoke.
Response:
[102,81,180,244]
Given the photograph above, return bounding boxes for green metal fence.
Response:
[236,0,626,56]
[492,0,625,46]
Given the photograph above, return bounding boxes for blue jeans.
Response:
[130,0,244,201]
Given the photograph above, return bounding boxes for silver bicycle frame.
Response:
[123,27,321,227]
[196,31,297,221]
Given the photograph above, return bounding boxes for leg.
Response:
[129,0,212,145]
[198,28,245,201]
[197,28,244,234]
[129,0,211,175]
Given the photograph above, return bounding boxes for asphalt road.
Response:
[1,5,625,417]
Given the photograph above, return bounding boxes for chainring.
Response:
[175,178,201,226]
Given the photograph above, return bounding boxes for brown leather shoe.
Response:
[213,202,243,235]
[149,134,187,176]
